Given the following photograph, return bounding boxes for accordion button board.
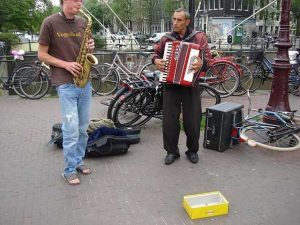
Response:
[203,102,243,152]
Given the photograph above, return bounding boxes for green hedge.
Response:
[0,33,20,54]
[94,35,105,49]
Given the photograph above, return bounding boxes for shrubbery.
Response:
[0,33,20,54]
[94,35,105,49]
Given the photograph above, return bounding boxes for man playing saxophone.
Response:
[38,0,94,185]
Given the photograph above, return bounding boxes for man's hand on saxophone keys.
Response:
[64,62,83,77]
[86,38,95,52]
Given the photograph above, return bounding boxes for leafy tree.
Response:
[291,0,300,36]
[164,0,187,18]
[0,0,54,34]
[84,0,112,34]
[111,0,132,32]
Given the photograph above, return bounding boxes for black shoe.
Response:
[164,153,180,165]
[185,151,199,164]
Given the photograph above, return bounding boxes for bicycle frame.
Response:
[261,56,273,76]
[108,49,151,79]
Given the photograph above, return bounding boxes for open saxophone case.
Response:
[203,102,244,152]
[48,119,141,157]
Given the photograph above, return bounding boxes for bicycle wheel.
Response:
[247,62,264,92]
[11,65,33,98]
[137,61,156,77]
[199,83,221,115]
[205,62,240,98]
[19,66,50,99]
[95,64,119,96]
[112,89,156,128]
[90,66,101,95]
[240,125,300,151]
[107,86,129,119]
[233,64,253,96]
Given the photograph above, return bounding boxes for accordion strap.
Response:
[163,31,203,42]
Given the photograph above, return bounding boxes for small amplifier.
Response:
[203,102,243,152]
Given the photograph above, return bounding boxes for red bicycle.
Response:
[202,48,253,97]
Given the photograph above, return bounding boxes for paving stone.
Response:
[0,92,299,225]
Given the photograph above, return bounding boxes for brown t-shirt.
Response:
[38,13,86,86]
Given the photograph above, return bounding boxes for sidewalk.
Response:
[0,91,299,225]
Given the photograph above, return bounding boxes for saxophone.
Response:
[74,9,98,88]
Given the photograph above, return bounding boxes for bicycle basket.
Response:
[249,50,264,61]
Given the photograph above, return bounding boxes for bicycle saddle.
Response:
[11,49,25,60]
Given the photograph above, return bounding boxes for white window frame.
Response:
[219,0,224,10]
[243,0,249,11]
[214,0,218,10]
[230,0,235,10]
[236,0,242,11]
[209,0,214,10]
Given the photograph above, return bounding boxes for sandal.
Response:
[76,165,92,175]
[61,173,80,185]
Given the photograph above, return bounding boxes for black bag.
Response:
[49,123,141,157]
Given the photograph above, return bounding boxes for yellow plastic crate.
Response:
[183,191,229,219]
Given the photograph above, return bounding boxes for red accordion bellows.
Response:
[160,41,203,86]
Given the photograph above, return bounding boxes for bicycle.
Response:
[210,47,253,96]
[248,49,300,93]
[288,49,300,96]
[108,72,221,128]
[18,60,52,99]
[203,55,241,98]
[0,50,35,98]
[94,44,155,96]
[232,91,300,151]
[246,49,273,91]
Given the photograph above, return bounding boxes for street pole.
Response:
[265,0,292,117]
[189,0,195,30]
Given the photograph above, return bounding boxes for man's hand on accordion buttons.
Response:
[154,58,166,72]
[192,56,203,72]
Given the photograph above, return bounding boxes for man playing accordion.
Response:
[152,8,211,165]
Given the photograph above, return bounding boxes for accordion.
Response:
[159,41,203,86]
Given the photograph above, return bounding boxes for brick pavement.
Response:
[0,91,299,225]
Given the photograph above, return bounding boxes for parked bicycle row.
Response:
[2,46,299,100]
[206,46,300,97]
[0,50,51,99]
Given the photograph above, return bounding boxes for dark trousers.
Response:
[162,85,202,155]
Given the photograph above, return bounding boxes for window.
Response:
[200,0,207,11]
[230,0,235,10]
[220,0,224,9]
[200,0,204,10]
[236,0,242,10]
[243,0,249,11]
[209,0,214,10]
[214,0,218,10]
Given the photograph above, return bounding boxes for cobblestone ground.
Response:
[0,91,299,225]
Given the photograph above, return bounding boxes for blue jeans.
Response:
[56,82,91,175]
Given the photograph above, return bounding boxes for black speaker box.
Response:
[203,102,243,152]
